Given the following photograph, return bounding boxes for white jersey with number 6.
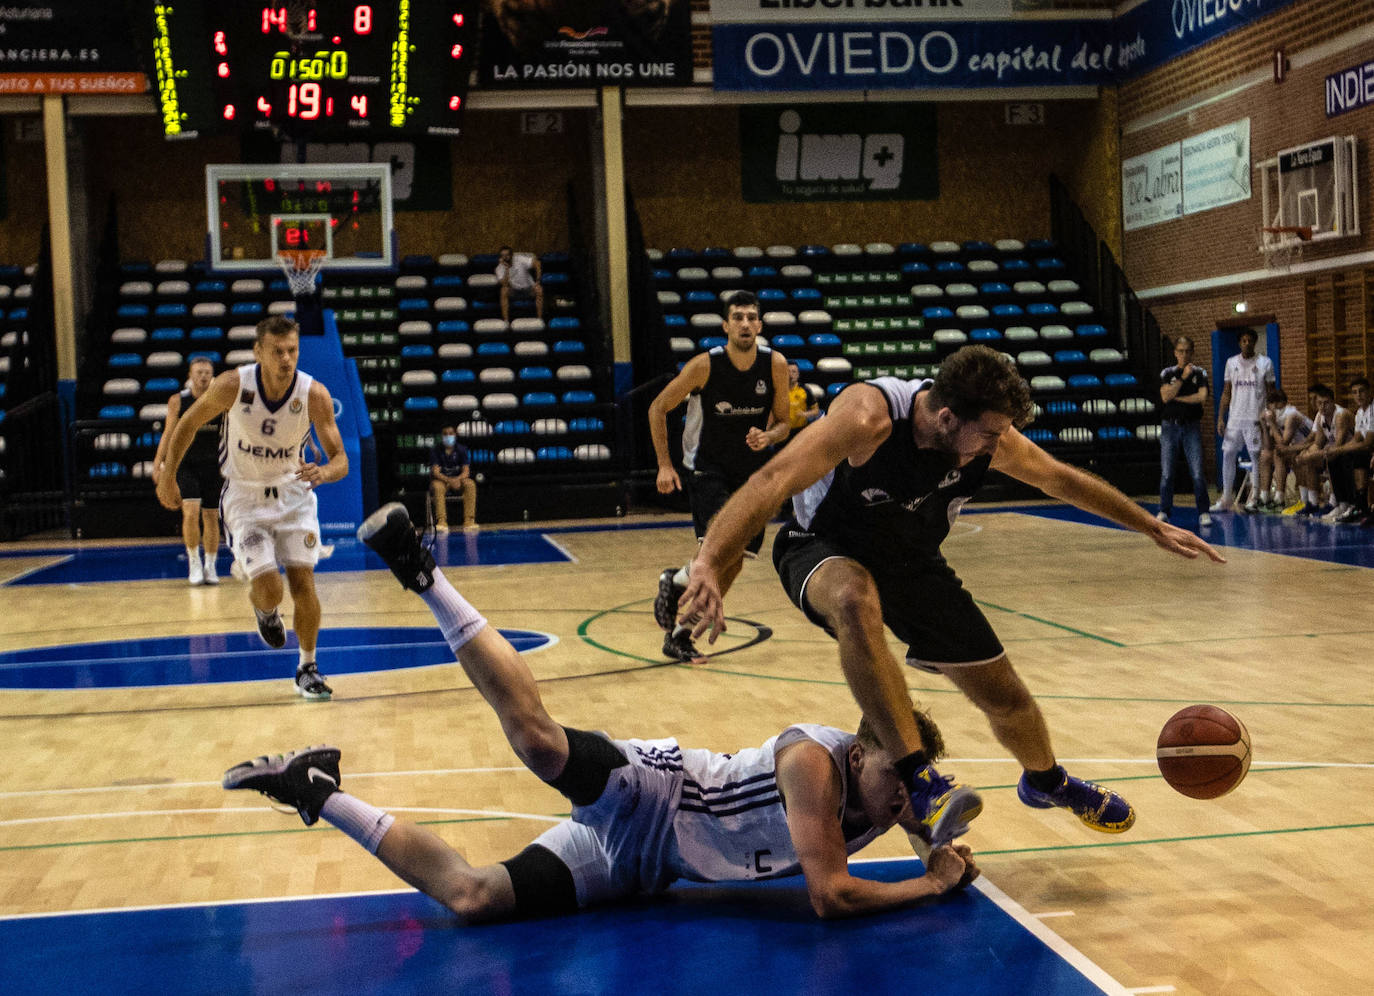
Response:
[221,364,316,487]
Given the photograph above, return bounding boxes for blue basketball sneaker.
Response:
[907,766,984,847]
[1017,767,1136,833]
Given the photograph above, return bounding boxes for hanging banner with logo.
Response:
[479,0,693,87]
[0,2,146,95]
[740,104,937,202]
[1325,58,1374,119]
[1181,118,1250,215]
[1114,0,1304,80]
[1122,143,1182,231]
[713,19,1117,91]
[711,0,1023,23]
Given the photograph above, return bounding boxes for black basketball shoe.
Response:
[255,608,287,649]
[295,663,333,701]
[653,567,685,631]
[358,502,435,592]
[662,628,704,663]
[222,745,342,826]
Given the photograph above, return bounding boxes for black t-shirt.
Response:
[1159,365,1208,423]
[179,388,223,463]
[430,442,469,475]
[683,345,776,481]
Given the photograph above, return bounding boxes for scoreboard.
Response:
[135,2,477,140]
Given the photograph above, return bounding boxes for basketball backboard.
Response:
[1256,135,1359,250]
[205,163,394,271]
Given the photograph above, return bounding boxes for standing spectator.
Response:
[153,355,225,585]
[1256,387,1313,511]
[648,290,791,662]
[1212,329,1275,513]
[1157,336,1212,528]
[430,424,477,533]
[496,246,544,323]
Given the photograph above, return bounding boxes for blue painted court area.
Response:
[1,530,571,586]
[0,860,1126,996]
[0,627,551,690]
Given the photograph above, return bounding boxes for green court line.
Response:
[976,820,1374,857]
[0,816,510,853]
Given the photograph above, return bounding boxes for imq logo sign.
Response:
[740,104,937,202]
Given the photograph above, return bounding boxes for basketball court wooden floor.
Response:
[2,504,1372,994]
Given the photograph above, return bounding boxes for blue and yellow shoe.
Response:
[1017,768,1136,833]
[908,766,984,847]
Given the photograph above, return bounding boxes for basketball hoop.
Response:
[1258,225,1312,272]
[277,249,326,298]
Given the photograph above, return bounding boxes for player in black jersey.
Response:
[153,355,225,586]
[648,291,792,662]
[680,345,1225,839]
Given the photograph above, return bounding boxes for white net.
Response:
[278,251,326,297]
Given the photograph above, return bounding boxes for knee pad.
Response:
[501,844,578,918]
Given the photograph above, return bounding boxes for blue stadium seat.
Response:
[686,290,716,304]
[562,390,596,405]
[1025,428,1054,443]
[758,289,787,303]
[748,266,778,279]
[922,306,954,321]
[1046,400,1078,415]
[403,396,439,413]
[808,333,841,348]
[898,243,930,258]
[771,333,805,350]
[1104,372,1138,387]
[992,303,1024,317]
[1054,350,1087,365]
[667,248,698,262]
[549,317,581,331]
[791,358,814,371]
[1001,258,1031,273]
[1068,374,1102,389]
[664,314,688,328]
[826,382,847,396]
[963,240,994,253]
[433,274,464,287]
[437,319,471,334]
[791,288,822,302]
[700,336,727,350]
[194,280,226,294]
[190,326,223,340]
[401,344,434,358]
[980,282,1011,296]
[154,303,188,318]
[1026,303,1059,316]
[1076,323,1108,339]
[652,268,673,282]
[399,298,430,311]
[495,419,531,434]
[116,304,149,319]
[936,260,965,274]
[518,366,553,381]
[99,404,137,419]
[229,301,262,316]
[569,417,605,431]
[109,353,142,368]
[523,392,557,406]
[1027,238,1056,252]
[477,342,511,355]
[553,340,585,354]
[970,328,1002,342]
[441,369,476,383]
[1035,257,1067,271]
[144,377,180,393]
[537,446,573,461]
[800,245,830,257]
[151,327,184,341]
[901,261,932,275]
[702,247,731,260]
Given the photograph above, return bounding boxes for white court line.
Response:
[539,532,580,563]
[1125,987,1177,994]
[1034,910,1076,918]
[0,555,75,586]
[0,805,563,829]
[3,755,1366,803]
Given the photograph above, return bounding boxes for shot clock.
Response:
[136,1,477,139]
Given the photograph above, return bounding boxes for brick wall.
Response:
[1121,4,1374,424]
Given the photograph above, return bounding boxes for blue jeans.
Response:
[1159,420,1209,514]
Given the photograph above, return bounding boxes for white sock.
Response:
[1301,487,1315,504]
[204,550,216,567]
[321,792,395,854]
[673,565,689,588]
[254,606,280,624]
[187,546,199,562]
[299,648,316,668]
[420,569,488,653]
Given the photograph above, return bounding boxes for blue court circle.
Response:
[0,627,552,690]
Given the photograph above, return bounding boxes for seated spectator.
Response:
[1293,383,1356,520]
[786,361,819,431]
[496,246,543,323]
[430,425,478,532]
[1322,377,1374,524]
[1256,387,1312,512]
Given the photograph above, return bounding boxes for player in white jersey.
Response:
[1295,382,1360,522]
[1212,329,1276,512]
[1256,388,1314,511]
[157,317,349,699]
[223,503,978,922]
[1318,378,1374,524]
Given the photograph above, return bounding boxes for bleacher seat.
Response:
[1053,349,1087,365]
[1068,374,1102,389]
[574,444,612,461]
[437,320,471,335]
[401,344,435,359]
[930,241,960,255]
[1027,303,1059,317]
[226,349,254,365]
[734,246,764,259]
[553,341,584,354]
[1030,375,1067,391]
[1060,301,1094,316]
[484,393,520,410]
[956,304,989,321]
[1047,279,1080,295]
[522,392,557,407]
[511,317,546,334]
[228,325,257,342]
[1014,281,1047,296]
[933,329,967,346]
[808,333,841,348]
[231,278,265,296]
[192,302,227,318]
[562,390,596,405]
[442,395,479,412]
[515,340,549,357]
[556,365,592,382]
[817,357,852,375]
[992,303,1024,318]
[109,352,142,368]
[771,333,804,350]
[267,301,294,315]
[911,284,943,298]
[476,342,511,356]
[700,336,727,350]
[1004,326,1038,342]
[549,317,581,331]
[400,320,433,338]
[969,328,1001,342]
[1017,351,1052,367]
[473,319,508,334]
[442,369,476,384]
[1104,373,1138,387]
[402,370,437,388]
[1077,324,1109,339]
[146,351,183,368]
[111,328,147,345]
[533,418,568,434]
[480,368,515,384]
[439,343,474,360]
[103,378,140,396]
[1090,348,1125,364]
[691,313,721,329]
[435,297,468,312]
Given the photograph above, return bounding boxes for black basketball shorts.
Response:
[688,469,764,556]
[177,458,225,510]
[772,522,1005,671]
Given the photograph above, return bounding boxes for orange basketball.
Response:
[1156,705,1252,799]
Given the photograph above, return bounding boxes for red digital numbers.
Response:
[451,44,463,59]
[283,226,312,248]
[449,96,462,111]
[214,31,228,56]
[223,105,236,120]
[262,6,317,32]
[257,96,272,115]
[287,82,324,119]
[350,94,368,118]
[218,62,231,78]
[354,5,372,34]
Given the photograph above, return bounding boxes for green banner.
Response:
[740,104,937,203]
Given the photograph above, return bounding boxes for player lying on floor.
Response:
[223,503,980,922]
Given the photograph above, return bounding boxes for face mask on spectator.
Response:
[442,435,456,447]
